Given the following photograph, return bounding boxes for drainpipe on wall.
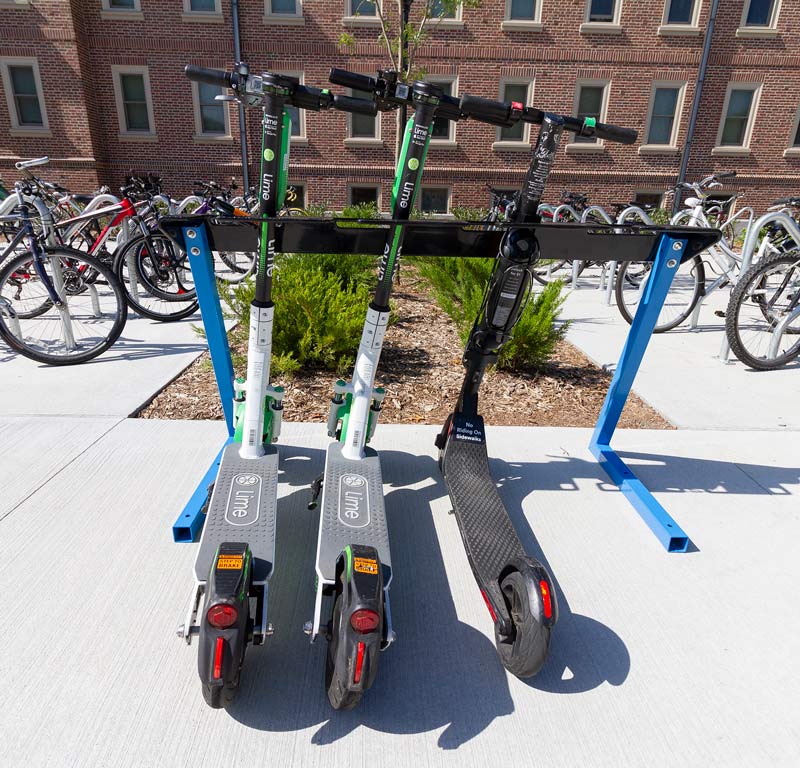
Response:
[673,0,720,214]
[231,0,249,191]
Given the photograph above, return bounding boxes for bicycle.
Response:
[0,179,127,365]
[615,172,759,332]
[725,197,800,369]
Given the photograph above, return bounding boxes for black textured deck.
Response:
[442,420,525,611]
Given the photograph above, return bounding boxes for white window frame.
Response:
[428,75,458,146]
[493,79,534,151]
[191,80,231,141]
[502,0,543,31]
[566,78,610,153]
[713,82,762,156]
[419,185,452,216]
[737,0,781,38]
[101,0,144,21]
[639,80,686,154]
[347,184,382,210]
[581,0,623,34]
[182,0,223,22]
[344,86,382,145]
[264,0,304,25]
[277,70,307,142]
[430,0,464,27]
[0,57,49,135]
[784,104,800,157]
[111,65,156,139]
[659,0,702,36]
[344,0,381,26]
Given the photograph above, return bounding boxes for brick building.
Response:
[1,0,798,212]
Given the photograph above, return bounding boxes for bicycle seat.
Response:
[15,156,50,170]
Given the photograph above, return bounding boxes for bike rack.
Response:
[166,216,719,553]
[719,210,800,363]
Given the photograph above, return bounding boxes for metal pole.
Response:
[673,0,719,215]
[397,0,410,160]
[231,0,249,191]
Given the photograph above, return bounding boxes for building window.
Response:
[431,0,457,19]
[105,0,140,8]
[587,0,619,22]
[348,0,376,15]
[112,66,155,135]
[633,191,663,208]
[743,0,778,26]
[286,183,306,208]
[1,59,48,130]
[185,0,220,12]
[348,87,379,140]
[507,0,538,19]
[429,78,457,143]
[497,81,533,143]
[717,85,760,148]
[420,187,450,214]
[645,84,684,146]
[348,185,380,208]
[573,81,608,143]
[193,82,228,136]
[267,0,301,16]
[664,0,696,23]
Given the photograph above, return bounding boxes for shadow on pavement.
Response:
[224,441,629,748]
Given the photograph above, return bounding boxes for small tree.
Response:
[340,1,481,157]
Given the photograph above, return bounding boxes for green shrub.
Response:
[416,256,569,371]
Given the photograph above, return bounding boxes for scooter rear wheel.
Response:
[325,594,364,711]
[202,679,240,709]
[494,570,551,678]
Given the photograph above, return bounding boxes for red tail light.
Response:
[350,609,380,634]
[539,580,553,619]
[353,641,366,684]
[213,637,224,679]
[207,603,238,629]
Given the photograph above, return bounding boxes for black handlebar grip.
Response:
[329,68,377,93]
[435,93,462,122]
[459,93,512,126]
[291,84,327,111]
[184,65,233,88]
[592,121,638,145]
[332,94,378,116]
[716,171,737,179]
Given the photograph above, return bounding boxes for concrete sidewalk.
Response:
[562,282,800,430]
[0,311,207,417]
[1,419,798,767]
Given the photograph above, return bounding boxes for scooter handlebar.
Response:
[184,65,233,89]
[329,68,377,93]
[332,94,378,116]
[459,93,513,126]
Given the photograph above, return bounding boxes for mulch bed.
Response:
[138,270,672,430]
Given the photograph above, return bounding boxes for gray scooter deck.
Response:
[317,442,392,584]
[194,442,278,583]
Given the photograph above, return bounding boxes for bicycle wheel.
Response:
[214,249,256,283]
[114,234,198,322]
[0,248,127,365]
[532,259,572,285]
[615,256,705,332]
[130,233,196,302]
[726,250,800,370]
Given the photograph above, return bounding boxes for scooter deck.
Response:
[441,416,526,608]
[316,442,392,584]
[194,442,278,584]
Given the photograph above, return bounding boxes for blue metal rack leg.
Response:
[589,235,691,553]
[172,223,237,542]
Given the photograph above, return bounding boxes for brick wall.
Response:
[1,0,799,212]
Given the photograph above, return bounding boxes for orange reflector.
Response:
[480,590,497,622]
[539,580,553,619]
[353,641,366,684]
[213,636,224,680]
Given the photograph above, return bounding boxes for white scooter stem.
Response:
[239,303,274,459]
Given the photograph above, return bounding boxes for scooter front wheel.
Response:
[494,570,552,678]
[325,594,365,711]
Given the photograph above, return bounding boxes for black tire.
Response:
[533,260,572,286]
[201,680,240,709]
[494,571,551,679]
[0,248,127,365]
[726,250,800,370]
[615,255,705,333]
[325,594,363,710]
[113,236,198,322]
[127,233,196,302]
